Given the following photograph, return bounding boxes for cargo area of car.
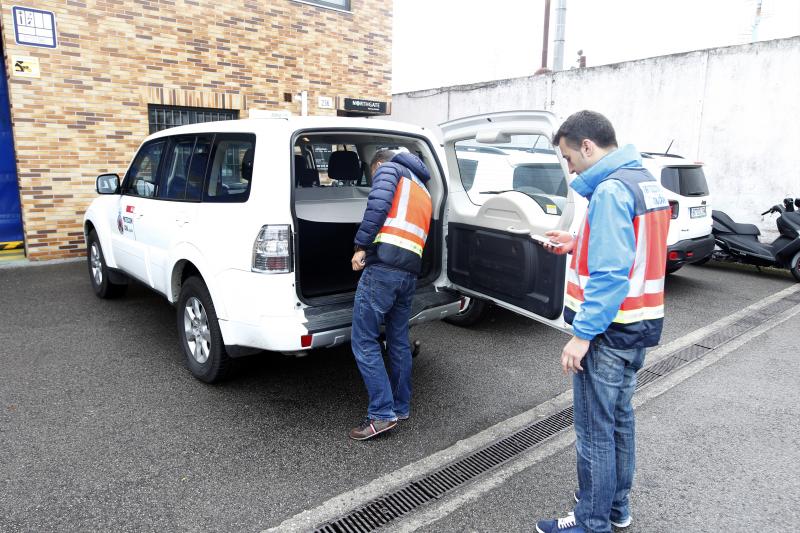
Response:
[291,131,444,305]
[294,188,438,303]
[294,188,367,300]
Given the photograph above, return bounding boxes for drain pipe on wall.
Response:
[298,90,308,116]
[553,0,567,71]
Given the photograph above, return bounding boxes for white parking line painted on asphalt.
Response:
[263,284,800,533]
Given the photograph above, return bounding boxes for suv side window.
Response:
[159,136,195,200]
[122,140,166,198]
[157,135,213,201]
[204,134,255,203]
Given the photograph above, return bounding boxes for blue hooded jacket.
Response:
[354,152,432,274]
[566,144,646,342]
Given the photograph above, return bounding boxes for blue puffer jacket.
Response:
[354,152,432,274]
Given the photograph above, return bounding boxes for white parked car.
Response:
[640,152,714,273]
[84,111,577,382]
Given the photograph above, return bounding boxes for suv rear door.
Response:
[659,164,711,240]
[440,111,574,330]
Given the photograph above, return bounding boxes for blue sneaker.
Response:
[535,514,586,533]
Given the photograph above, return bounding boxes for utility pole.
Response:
[541,0,551,69]
[751,0,762,42]
[553,0,567,71]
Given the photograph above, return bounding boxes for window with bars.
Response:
[147,104,239,134]
[294,0,350,11]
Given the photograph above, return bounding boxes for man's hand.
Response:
[351,250,366,271]
[543,230,575,255]
[561,336,591,374]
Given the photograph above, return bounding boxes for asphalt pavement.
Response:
[0,259,795,532]
[413,311,800,533]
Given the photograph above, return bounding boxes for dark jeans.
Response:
[573,340,645,533]
[351,264,417,421]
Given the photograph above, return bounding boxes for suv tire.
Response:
[177,276,230,383]
[87,230,128,299]
[443,298,488,327]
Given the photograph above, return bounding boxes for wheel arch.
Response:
[168,244,228,319]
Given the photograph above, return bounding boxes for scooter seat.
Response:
[712,210,760,236]
[723,234,775,261]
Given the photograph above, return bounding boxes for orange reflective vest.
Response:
[564,172,671,347]
[374,172,432,257]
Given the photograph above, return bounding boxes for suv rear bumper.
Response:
[218,286,462,354]
[667,234,715,268]
[302,286,462,350]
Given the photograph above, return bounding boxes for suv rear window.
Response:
[660,166,709,196]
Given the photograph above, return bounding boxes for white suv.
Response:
[640,152,714,273]
[84,112,578,382]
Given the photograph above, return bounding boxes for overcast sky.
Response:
[392,0,800,94]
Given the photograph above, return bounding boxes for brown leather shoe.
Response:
[349,418,397,440]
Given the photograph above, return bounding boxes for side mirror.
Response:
[96,173,120,194]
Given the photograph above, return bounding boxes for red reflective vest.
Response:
[374,173,432,257]
[564,173,671,347]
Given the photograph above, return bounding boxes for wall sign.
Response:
[340,97,388,115]
[12,6,57,49]
[318,96,334,109]
[11,55,40,78]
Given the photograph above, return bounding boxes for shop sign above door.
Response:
[339,97,388,115]
[12,6,58,49]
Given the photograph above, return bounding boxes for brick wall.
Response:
[1,0,392,259]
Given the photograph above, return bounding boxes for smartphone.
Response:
[531,234,562,247]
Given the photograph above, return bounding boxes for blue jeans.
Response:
[573,340,645,533]
[351,264,417,421]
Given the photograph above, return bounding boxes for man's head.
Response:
[370,149,395,175]
[553,110,618,174]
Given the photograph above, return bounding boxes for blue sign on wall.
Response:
[12,6,58,49]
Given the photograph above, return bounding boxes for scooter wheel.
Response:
[791,251,800,282]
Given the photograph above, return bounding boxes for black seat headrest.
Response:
[327,150,361,181]
[294,154,319,187]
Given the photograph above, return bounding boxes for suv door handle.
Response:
[506,226,531,235]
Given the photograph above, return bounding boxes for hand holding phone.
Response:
[531,234,563,248]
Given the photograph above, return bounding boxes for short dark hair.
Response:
[370,149,395,168]
[553,110,618,150]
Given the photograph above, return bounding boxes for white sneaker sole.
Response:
[349,421,397,441]
[567,506,633,529]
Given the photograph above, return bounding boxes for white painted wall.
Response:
[391,37,800,237]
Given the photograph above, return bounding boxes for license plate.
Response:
[690,206,707,218]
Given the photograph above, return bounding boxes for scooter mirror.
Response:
[795,197,800,210]
[784,197,796,212]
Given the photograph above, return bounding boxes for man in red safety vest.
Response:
[535,111,671,533]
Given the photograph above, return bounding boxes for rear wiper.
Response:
[480,189,516,194]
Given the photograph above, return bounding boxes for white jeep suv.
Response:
[640,152,714,273]
[84,112,577,382]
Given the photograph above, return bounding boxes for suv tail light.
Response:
[669,200,679,219]
[252,225,293,273]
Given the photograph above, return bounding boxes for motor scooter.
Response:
[710,198,800,282]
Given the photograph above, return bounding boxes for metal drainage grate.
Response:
[315,407,574,533]
[313,292,799,532]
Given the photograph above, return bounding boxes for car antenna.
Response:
[664,139,674,155]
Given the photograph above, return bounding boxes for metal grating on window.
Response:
[147,104,239,134]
